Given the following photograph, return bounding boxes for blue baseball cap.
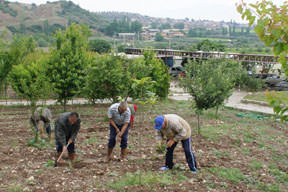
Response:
[155,116,164,130]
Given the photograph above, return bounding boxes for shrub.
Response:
[0,2,17,16]
[47,23,90,111]
[89,39,111,53]
[84,54,130,103]
[180,58,237,133]
[8,51,51,109]
[143,50,170,98]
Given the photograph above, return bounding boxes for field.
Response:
[0,99,287,192]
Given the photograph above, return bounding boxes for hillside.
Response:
[0,0,247,35]
[0,0,258,52]
[0,1,107,35]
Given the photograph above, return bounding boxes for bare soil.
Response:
[0,102,287,192]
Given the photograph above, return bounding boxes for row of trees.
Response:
[150,22,185,30]
[0,23,170,111]
[102,17,142,36]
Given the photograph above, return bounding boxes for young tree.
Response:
[89,39,111,53]
[47,23,89,111]
[180,59,237,134]
[143,50,170,98]
[84,54,130,103]
[131,21,142,33]
[8,51,51,110]
[196,39,226,52]
[0,35,36,98]
[155,33,164,42]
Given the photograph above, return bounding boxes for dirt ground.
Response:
[0,100,287,192]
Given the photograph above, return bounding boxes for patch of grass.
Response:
[208,167,247,184]
[84,138,97,144]
[249,160,263,170]
[45,159,55,168]
[244,91,288,105]
[257,182,282,192]
[107,171,187,191]
[205,110,222,119]
[269,168,288,184]
[242,132,257,143]
[201,124,230,142]
[7,185,23,192]
[12,139,18,148]
[240,147,251,155]
[212,149,231,158]
[27,137,47,149]
[155,143,166,154]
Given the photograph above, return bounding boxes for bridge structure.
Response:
[125,48,286,65]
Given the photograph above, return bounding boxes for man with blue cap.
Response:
[155,114,197,173]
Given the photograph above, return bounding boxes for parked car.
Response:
[273,81,288,91]
[265,75,283,87]
[169,67,184,77]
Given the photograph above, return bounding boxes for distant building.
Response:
[118,33,136,41]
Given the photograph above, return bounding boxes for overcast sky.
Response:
[8,0,283,22]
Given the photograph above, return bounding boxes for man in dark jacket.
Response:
[55,112,81,162]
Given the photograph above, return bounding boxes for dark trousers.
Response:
[165,137,197,171]
[46,124,51,135]
[108,123,130,149]
[56,138,75,153]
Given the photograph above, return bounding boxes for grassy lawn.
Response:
[244,91,288,105]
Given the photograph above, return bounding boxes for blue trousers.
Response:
[108,124,130,149]
[166,137,197,171]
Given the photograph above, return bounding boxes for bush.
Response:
[84,54,130,103]
[8,51,51,108]
[0,2,17,16]
[246,77,265,91]
[47,23,89,111]
[235,71,265,92]
[84,50,169,102]
[143,50,170,98]
[117,45,126,52]
[27,25,43,33]
[180,58,238,133]
[89,39,111,53]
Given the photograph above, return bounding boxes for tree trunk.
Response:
[64,98,67,112]
[215,106,219,119]
[31,101,38,142]
[4,81,7,105]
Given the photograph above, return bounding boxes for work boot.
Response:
[56,152,62,159]
[105,148,113,162]
[120,148,127,160]
[68,152,76,162]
